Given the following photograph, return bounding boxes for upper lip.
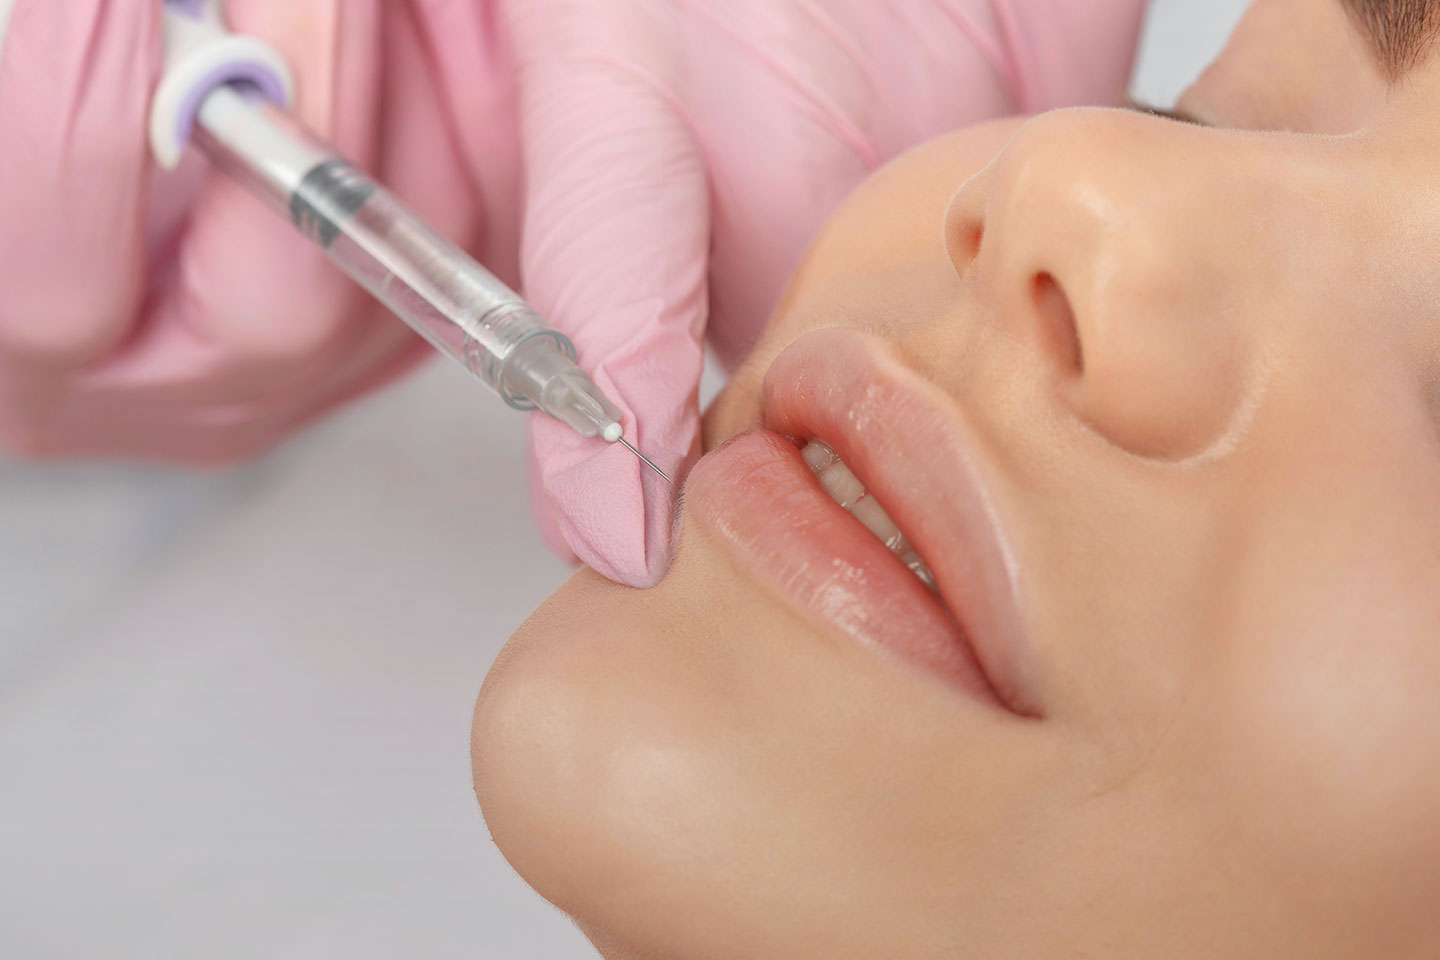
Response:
[732,327,1039,717]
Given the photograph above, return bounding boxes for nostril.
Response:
[963,223,984,262]
[943,202,985,277]
[1032,272,1083,376]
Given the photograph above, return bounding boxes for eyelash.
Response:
[1123,97,1210,126]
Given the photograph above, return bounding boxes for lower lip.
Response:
[684,428,1004,709]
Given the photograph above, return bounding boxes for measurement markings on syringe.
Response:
[291,160,375,247]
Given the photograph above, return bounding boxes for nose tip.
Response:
[943,108,1251,460]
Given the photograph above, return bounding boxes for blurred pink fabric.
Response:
[0,0,1146,586]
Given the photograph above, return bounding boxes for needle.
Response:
[618,436,672,484]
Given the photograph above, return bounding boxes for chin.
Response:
[471,564,753,955]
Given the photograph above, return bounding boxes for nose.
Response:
[944,109,1253,460]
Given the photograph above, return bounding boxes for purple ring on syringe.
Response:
[166,0,211,16]
[163,0,290,155]
[171,61,289,153]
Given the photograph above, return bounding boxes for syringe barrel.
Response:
[191,87,571,410]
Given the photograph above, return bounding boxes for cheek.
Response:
[1189,596,1440,937]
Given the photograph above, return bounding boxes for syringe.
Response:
[151,3,669,483]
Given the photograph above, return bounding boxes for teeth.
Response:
[816,457,867,509]
[801,440,937,591]
[801,441,838,473]
[849,494,907,552]
[899,550,938,590]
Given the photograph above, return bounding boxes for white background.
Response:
[0,2,1248,956]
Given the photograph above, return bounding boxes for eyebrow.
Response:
[1122,3,1435,129]
[1341,0,1440,80]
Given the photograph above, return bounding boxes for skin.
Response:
[472,0,1440,956]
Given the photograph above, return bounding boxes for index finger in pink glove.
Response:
[0,0,157,369]
[505,0,709,588]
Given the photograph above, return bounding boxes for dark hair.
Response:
[1343,0,1440,78]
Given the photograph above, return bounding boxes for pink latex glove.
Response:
[505,0,1148,586]
[0,0,519,463]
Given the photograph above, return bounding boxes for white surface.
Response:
[1133,0,1252,107]
[0,5,1245,957]
[0,0,14,56]
[0,364,590,959]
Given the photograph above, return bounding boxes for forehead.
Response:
[1341,0,1440,78]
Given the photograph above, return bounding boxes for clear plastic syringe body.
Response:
[190,86,624,442]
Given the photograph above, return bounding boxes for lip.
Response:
[684,328,1039,718]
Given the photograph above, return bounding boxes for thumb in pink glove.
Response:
[504,0,1147,588]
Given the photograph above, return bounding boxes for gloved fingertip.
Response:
[516,292,706,586]
[529,409,698,590]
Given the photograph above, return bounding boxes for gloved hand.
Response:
[0,0,516,462]
[504,0,1148,586]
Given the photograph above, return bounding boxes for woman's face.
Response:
[474,1,1440,956]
